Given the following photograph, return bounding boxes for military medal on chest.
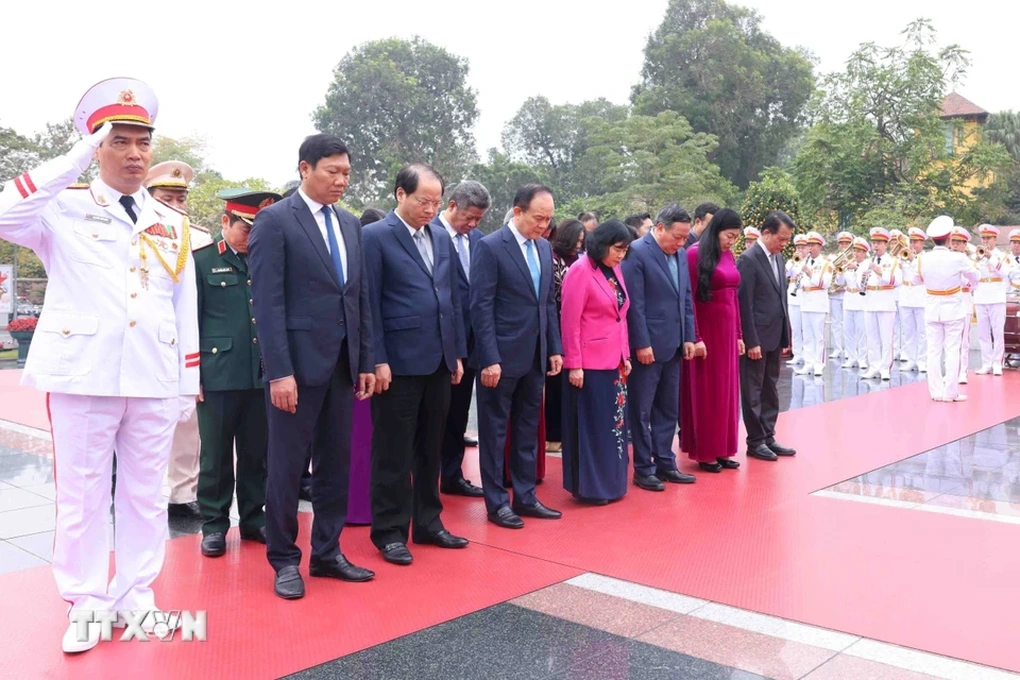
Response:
[138,218,191,287]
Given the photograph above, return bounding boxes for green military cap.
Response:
[217,188,283,225]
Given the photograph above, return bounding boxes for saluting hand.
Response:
[270,376,298,414]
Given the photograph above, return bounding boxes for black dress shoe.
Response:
[512,500,562,519]
[657,469,697,484]
[274,565,304,599]
[239,526,266,543]
[766,440,796,456]
[200,532,226,557]
[488,505,524,529]
[717,457,740,469]
[633,474,665,491]
[698,461,723,472]
[463,434,479,446]
[168,501,202,519]
[380,543,413,565]
[747,444,778,461]
[310,554,375,581]
[440,478,484,497]
[413,529,469,548]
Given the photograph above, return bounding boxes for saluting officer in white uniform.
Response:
[827,232,852,360]
[838,238,870,369]
[917,216,979,402]
[861,227,902,380]
[0,78,199,653]
[786,234,808,365]
[899,227,928,373]
[972,224,1009,376]
[795,231,831,376]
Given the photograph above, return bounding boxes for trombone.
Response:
[828,243,854,294]
[887,233,911,261]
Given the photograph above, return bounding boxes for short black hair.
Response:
[655,204,692,227]
[359,208,386,228]
[761,210,797,234]
[394,163,445,200]
[513,183,554,211]
[551,218,585,259]
[932,236,949,247]
[577,211,597,223]
[624,212,651,228]
[694,202,719,222]
[586,219,634,263]
[222,210,247,227]
[299,134,350,170]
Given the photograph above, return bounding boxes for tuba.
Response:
[887,233,910,261]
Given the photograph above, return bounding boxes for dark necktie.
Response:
[322,206,345,287]
[119,195,137,224]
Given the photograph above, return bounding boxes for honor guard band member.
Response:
[795,231,831,376]
[1009,230,1020,295]
[972,224,1008,376]
[195,189,281,557]
[918,216,978,401]
[949,227,977,383]
[838,238,870,369]
[827,231,852,360]
[743,226,761,247]
[786,234,808,365]
[900,228,928,373]
[0,77,199,653]
[145,160,210,519]
[862,227,902,380]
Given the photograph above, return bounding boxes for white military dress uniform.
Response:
[972,224,1008,376]
[917,216,979,401]
[0,78,199,653]
[785,234,808,365]
[838,238,870,369]
[795,232,831,376]
[899,228,928,373]
[949,227,977,384]
[826,233,852,360]
[861,227,902,380]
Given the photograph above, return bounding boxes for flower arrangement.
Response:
[8,316,38,333]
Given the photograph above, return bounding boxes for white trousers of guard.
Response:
[927,318,964,401]
[167,409,200,504]
[865,311,896,374]
[829,296,844,356]
[901,306,927,368]
[843,309,866,366]
[801,311,827,372]
[49,393,177,616]
[789,305,803,361]
[975,303,1006,371]
[959,315,973,380]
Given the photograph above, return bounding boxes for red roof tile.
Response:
[941,92,988,119]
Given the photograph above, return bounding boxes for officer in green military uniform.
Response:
[194,188,282,557]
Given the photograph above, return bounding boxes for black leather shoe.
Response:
[717,457,740,469]
[657,469,697,484]
[200,532,226,557]
[310,554,375,581]
[239,526,266,543]
[698,461,723,472]
[488,505,525,529]
[440,478,484,497]
[380,543,413,565]
[512,500,562,519]
[463,434,479,446]
[633,474,665,491]
[748,444,778,461]
[274,565,304,599]
[413,529,469,548]
[766,440,796,456]
[168,501,202,519]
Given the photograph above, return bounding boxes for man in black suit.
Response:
[363,164,470,566]
[248,134,377,599]
[433,180,491,498]
[471,184,564,529]
[736,210,798,462]
[684,201,719,248]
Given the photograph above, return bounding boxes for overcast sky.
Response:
[2,0,1016,187]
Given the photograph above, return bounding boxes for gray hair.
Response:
[448,180,491,211]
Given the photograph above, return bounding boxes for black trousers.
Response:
[370,367,451,548]
[740,347,781,447]
[544,372,563,443]
[265,345,353,571]
[440,365,476,484]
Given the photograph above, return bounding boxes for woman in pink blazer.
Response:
[560,219,634,504]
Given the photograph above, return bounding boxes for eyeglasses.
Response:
[412,197,443,209]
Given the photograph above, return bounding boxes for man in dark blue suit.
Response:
[248,134,376,599]
[363,164,469,565]
[623,205,704,491]
[433,180,491,498]
[471,184,564,529]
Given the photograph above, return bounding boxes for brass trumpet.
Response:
[828,243,854,294]
[888,233,910,261]
[791,253,803,264]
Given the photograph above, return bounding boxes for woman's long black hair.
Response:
[696,208,743,302]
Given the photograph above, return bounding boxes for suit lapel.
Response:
[649,234,679,295]
[754,244,782,295]
[391,213,432,278]
[502,224,537,301]
[291,194,341,290]
[589,258,619,306]
[334,206,357,290]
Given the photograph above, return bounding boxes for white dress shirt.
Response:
[758,238,782,288]
[440,213,469,259]
[508,218,532,262]
[396,211,433,266]
[298,187,348,280]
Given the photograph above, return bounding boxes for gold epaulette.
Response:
[67,183,89,190]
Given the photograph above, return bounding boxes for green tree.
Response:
[792,20,1010,232]
[313,37,479,208]
[632,0,815,189]
[467,149,549,235]
[984,111,1020,224]
[152,135,213,173]
[739,168,801,256]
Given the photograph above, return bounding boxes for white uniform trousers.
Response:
[864,311,896,375]
[927,318,965,401]
[901,306,927,370]
[788,304,803,362]
[828,296,844,357]
[960,316,973,381]
[49,393,177,615]
[975,303,1006,371]
[893,305,902,359]
[843,309,866,366]
[800,311,827,373]
[167,410,200,504]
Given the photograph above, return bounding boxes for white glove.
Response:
[68,123,113,173]
[178,396,196,423]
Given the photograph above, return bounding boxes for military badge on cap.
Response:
[217,188,284,225]
[146,161,194,190]
[74,77,158,136]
